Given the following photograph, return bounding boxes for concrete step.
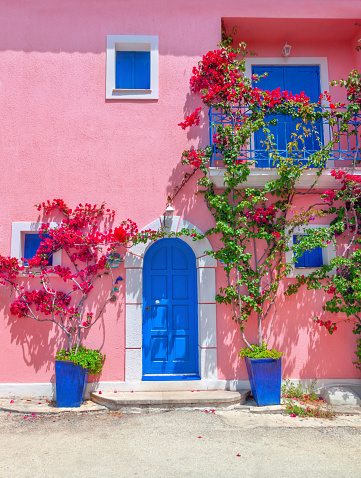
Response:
[90,389,251,410]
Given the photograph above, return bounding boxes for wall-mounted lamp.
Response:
[282,43,292,57]
[164,205,175,219]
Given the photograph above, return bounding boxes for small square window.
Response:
[23,233,53,266]
[11,223,61,268]
[293,235,323,268]
[106,35,158,100]
[286,225,336,278]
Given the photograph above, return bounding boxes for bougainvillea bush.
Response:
[175,37,359,358]
[0,199,157,370]
[283,69,361,369]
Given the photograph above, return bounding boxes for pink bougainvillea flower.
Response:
[98,391,102,394]
[131,390,134,393]
[191,390,194,392]
[236,454,242,457]
[114,390,117,393]
[197,436,202,438]
[23,415,28,419]
[290,413,296,417]
[10,400,14,403]
[31,413,35,418]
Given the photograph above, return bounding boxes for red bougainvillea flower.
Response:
[178,107,202,129]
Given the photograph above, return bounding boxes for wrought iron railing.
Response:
[209,106,361,168]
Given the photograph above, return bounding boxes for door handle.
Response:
[145,307,149,311]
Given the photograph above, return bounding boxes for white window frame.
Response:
[11,222,61,267]
[285,224,336,278]
[106,35,159,100]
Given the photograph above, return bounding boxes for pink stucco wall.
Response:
[0,0,361,386]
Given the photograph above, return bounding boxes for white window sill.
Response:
[209,167,361,190]
[113,89,152,92]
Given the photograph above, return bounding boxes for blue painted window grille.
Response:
[24,233,53,266]
[116,51,150,90]
[293,234,323,268]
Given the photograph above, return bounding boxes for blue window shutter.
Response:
[252,65,285,91]
[134,52,150,89]
[293,235,305,268]
[24,233,53,265]
[252,65,322,167]
[116,51,133,89]
[252,66,286,166]
[116,51,150,90]
[304,247,323,267]
[284,66,320,103]
[294,234,323,268]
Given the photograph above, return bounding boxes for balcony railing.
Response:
[209,106,361,168]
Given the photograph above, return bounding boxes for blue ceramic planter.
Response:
[55,360,89,408]
[245,357,282,406]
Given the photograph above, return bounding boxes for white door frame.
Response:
[124,215,218,389]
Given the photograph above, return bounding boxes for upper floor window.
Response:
[106,35,159,100]
[252,64,322,168]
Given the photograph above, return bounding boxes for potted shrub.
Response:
[239,344,284,406]
[0,199,156,407]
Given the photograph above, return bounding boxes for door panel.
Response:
[143,239,198,376]
[253,65,322,167]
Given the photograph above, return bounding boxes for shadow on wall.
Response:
[207,267,360,382]
[0,269,123,381]
[273,282,359,380]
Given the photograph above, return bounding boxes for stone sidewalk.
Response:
[1,389,361,424]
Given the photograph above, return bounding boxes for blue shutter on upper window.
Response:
[293,235,323,268]
[24,233,53,265]
[134,52,150,89]
[116,51,150,90]
[252,65,322,167]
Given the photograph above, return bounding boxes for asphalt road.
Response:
[0,408,360,478]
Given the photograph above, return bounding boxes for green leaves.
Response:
[55,346,106,375]
[239,343,284,359]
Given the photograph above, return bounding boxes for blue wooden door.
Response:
[143,239,198,378]
[253,65,322,167]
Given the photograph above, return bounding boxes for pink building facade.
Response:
[0,0,360,398]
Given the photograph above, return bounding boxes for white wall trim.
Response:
[124,216,217,387]
[106,35,159,100]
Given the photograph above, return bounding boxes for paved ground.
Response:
[0,404,361,477]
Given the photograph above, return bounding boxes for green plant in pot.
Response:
[0,199,157,407]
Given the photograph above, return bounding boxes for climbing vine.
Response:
[176,38,360,357]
